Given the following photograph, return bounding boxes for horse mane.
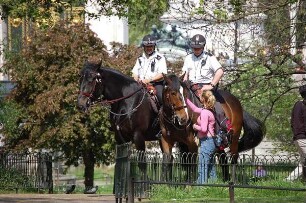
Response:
[82,61,135,83]
[100,67,135,83]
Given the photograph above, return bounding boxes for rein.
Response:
[97,87,143,105]
[80,70,144,114]
[106,88,147,116]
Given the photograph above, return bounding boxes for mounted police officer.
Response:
[182,34,226,141]
[182,34,224,93]
[132,34,168,106]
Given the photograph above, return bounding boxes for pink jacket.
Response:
[186,98,215,138]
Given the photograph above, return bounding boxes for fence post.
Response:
[229,181,235,203]
[126,143,134,203]
[46,154,53,194]
[229,163,236,203]
[127,177,135,203]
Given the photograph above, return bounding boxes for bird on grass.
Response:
[65,184,76,194]
[84,185,98,194]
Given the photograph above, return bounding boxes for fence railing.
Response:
[0,152,53,193]
[114,143,306,203]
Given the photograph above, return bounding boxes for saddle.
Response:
[145,83,160,114]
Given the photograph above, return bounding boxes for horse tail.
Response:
[238,110,266,153]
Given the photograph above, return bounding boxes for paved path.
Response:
[0,194,119,203]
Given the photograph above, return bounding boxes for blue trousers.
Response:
[197,137,217,184]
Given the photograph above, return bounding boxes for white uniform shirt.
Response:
[132,51,167,80]
[182,52,222,83]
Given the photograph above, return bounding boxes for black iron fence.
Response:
[114,143,306,203]
[0,152,53,193]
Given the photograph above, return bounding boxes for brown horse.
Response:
[159,74,198,181]
[159,74,198,155]
[159,74,266,181]
[183,83,266,155]
[182,80,266,181]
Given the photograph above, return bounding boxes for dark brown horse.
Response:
[77,61,161,157]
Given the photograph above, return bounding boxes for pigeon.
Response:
[84,185,98,194]
[65,184,76,194]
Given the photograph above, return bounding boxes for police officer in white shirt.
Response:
[182,34,224,92]
[132,34,168,104]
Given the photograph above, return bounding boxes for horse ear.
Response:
[98,59,103,68]
[180,72,186,81]
[163,73,172,85]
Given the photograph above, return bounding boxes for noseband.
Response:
[79,72,101,101]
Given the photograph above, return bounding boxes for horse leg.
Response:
[185,131,198,182]
[216,151,230,182]
[160,135,174,181]
[133,131,150,197]
[219,96,243,181]
[133,131,147,175]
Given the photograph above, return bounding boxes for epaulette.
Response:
[204,51,213,56]
[138,57,142,66]
[156,55,162,60]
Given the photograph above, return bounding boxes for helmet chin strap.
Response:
[145,50,155,57]
[194,49,204,57]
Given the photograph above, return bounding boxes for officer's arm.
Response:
[211,68,224,86]
[132,73,139,81]
[150,73,163,83]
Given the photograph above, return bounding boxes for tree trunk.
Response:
[83,149,95,187]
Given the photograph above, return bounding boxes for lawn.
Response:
[53,164,115,194]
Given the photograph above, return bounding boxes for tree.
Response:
[1,21,119,188]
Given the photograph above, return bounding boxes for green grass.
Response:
[52,164,115,194]
[66,164,115,179]
[148,180,306,202]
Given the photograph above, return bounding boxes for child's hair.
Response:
[202,90,216,109]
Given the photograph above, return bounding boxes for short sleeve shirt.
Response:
[182,52,222,83]
[132,51,167,80]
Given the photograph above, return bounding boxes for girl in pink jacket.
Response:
[186,90,217,183]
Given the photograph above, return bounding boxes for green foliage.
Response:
[128,0,168,45]
[0,99,26,146]
[1,20,115,165]
[0,166,34,188]
[229,0,246,15]
[227,60,297,151]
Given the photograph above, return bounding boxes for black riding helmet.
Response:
[190,34,206,49]
[142,34,157,47]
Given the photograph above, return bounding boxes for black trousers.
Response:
[152,81,163,105]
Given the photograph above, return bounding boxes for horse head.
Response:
[77,61,103,113]
[162,73,189,126]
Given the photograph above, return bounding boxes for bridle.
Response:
[79,70,145,116]
[162,86,190,129]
